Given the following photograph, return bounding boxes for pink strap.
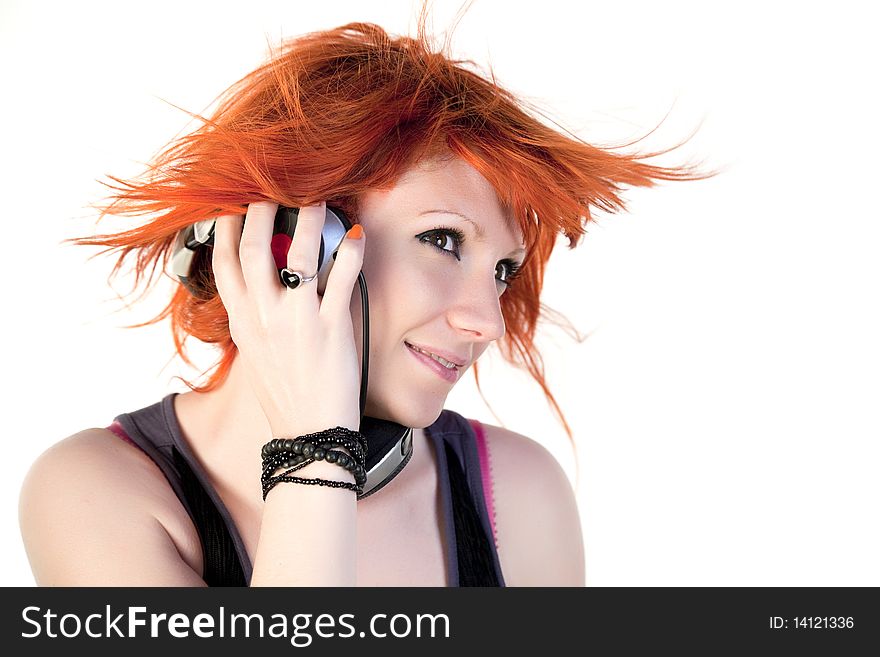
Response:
[106,421,137,448]
[468,419,499,549]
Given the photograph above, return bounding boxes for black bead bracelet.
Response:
[262,439,366,474]
[263,474,360,497]
[261,427,367,458]
[262,453,364,499]
[262,435,366,465]
[262,449,366,487]
[260,427,368,500]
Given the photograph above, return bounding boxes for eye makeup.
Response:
[415,225,524,287]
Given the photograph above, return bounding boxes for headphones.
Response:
[170,206,413,499]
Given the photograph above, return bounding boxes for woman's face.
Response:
[350,155,526,428]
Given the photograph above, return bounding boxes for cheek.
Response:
[367,264,452,323]
[362,241,456,305]
[358,262,457,363]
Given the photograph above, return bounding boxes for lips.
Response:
[405,342,463,383]
[404,342,468,369]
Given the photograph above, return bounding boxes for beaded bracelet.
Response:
[262,436,366,467]
[260,427,368,500]
[262,437,366,467]
[261,440,366,474]
[263,473,360,498]
[262,451,364,499]
[262,449,366,487]
[293,425,367,451]
[261,427,367,458]
[261,454,315,480]
[262,436,364,457]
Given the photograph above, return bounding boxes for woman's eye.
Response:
[495,260,522,287]
[418,228,463,259]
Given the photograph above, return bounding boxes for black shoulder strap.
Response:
[444,442,501,587]
[172,446,247,587]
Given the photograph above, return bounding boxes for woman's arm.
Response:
[20,429,208,586]
[483,424,586,586]
[250,456,357,586]
[212,202,365,587]
[19,425,359,586]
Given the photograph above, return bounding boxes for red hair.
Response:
[73,6,710,442]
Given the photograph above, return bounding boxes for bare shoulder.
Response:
[19,428,205,586]
[477,423,585,586]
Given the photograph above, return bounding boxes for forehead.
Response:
[360,156,525,246]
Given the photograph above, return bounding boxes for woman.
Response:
[19,14,701,586]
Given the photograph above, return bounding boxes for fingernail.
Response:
[346,224,364,240]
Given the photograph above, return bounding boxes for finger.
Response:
[238,201,280,298]
[318,223,366,320]
[277,203,326,315]
[211,214,246,308]
[284,202,326,283]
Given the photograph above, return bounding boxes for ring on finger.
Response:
[279,268,318,290]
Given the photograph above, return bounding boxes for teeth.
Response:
[432,354,455,369]
[409,344,457,369]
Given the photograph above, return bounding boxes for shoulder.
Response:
[19,427,204,585]
[475,422,585,586]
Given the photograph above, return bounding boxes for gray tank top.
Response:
[109,393,505,586]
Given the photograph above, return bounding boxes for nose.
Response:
[446,275,506,343]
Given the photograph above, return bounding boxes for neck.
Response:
[172,357,273,493]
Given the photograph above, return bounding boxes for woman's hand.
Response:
[211,201,365,438]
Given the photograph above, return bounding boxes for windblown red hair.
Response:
[73,7,708,441]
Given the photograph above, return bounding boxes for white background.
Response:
[1,0,877,586]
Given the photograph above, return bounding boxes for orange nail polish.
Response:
[346,224,364,240]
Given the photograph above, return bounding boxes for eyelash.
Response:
[416,226,523,287]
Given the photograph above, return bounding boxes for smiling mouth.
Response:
[404,342,460,370]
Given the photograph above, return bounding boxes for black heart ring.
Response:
[279,268,318,290]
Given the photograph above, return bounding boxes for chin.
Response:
[363,392,448,429]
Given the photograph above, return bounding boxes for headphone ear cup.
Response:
[171,219,217,298]
[170,227,197,291]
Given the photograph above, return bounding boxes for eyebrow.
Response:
[418,209,526,257]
